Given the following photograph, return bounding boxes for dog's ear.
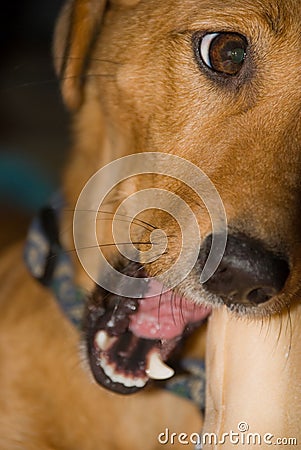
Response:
[54,0,140,111]
[53,0,106,111]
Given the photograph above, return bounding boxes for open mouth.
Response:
[84,263,211,395]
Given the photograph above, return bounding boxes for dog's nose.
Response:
[199,233,290,306]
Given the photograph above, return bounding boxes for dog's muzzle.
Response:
[84,232,289,395]
[199,233,290,307]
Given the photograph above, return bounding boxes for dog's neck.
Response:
[24,194,85,327]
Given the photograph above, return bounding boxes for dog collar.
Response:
[24,193,85,327]
[24,195,206,414]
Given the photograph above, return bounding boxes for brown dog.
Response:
[1,0,301,448]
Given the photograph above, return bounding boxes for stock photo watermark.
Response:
[73,152,227,297]
[157,423,298,447]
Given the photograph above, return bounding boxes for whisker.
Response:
[9,56,120,72]
[55,56,121,64]
[285,303,293,360]
[46,242,169,272]
[267,314,272,338]
[4,55,120,93]
[109,261,149,319]
[170,290,177,326]
[174,292,182,324]
[112,298,121,318]
[98,210,158,231]
[125,261,148,278]
[60,73,117,82]
[45,241,156,263]
[64,208,157,231]
[179,293,185,325]
[67,241,156,252]
[158,282,165,334]
[3,73,116,93]
[96,217,153,232]
[276,311,283,346]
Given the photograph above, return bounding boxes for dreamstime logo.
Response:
[73,152,227,298]
[158,424,298,447]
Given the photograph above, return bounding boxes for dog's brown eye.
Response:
[199,32,247,76]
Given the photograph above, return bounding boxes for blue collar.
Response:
[23,193,85,327]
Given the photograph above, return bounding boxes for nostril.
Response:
[199,233,290,307]
[246,287,277,305]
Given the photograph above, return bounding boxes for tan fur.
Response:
[1,0,301,448]
[0,244,202,449]
[58,0,301,312]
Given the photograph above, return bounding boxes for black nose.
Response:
[199,233,290,306]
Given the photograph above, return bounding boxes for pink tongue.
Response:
[129,280,211,340]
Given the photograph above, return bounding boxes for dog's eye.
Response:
[199,32,247,76]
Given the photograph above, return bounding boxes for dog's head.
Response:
[54,0,301,393]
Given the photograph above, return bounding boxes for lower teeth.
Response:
[98,356,147,388]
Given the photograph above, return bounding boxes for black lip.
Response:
[84,279,163,395]
[87,328,153,395]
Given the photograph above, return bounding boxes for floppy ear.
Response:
[53,0,107,111]
[54,0,141,111]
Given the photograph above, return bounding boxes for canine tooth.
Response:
[95,331,113,351]
[146,351,175,380]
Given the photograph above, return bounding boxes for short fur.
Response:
[1,0,301,448]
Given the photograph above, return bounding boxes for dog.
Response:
[1,0,301,448]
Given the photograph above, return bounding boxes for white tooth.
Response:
[135,377,147,388]
[146,351,175,380]
[98,357,147,388]
[95,331,113,351]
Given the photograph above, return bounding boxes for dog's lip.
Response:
[85,272,211,395]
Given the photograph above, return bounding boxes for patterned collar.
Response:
[24,193,85,327]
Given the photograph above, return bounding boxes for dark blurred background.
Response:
[1,1,69,249]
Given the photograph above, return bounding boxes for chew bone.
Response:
[203,306,301,449]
